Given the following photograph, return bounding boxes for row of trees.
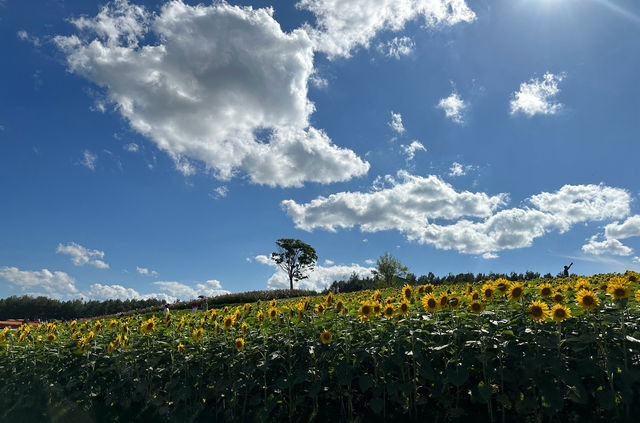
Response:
[0,296,165,321]
[270,240,549,292]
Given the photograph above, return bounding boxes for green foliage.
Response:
[372,252,408,286]
[0,295,164,321]
[2,273,640,422]
[271,239,318,290]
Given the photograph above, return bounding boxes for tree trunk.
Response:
[289,275,294,291]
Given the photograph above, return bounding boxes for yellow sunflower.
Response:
[402,284,412,301]
[398,300,410,316]
[437,293,450,309]
[383,304,395,319]
[528,301,549,322]
[607,283,631,300]
[177,343,184,355]
[257,310,264,323]
[372,302,382,315]
[192,327,203,343]
[320,330,332,344]
[495,278,509,294]
[481,284,494,301]
[552,291,565,304]
[550,304,571,322]
[538,283,553,298]
[423,284,434,294]
[268,307,279,320]
[422,294,438,313]
[635,289,640,303]
[45,333,56,342]
[577,289,600,311]
[335,299,344,313]
[235,337,245,352]
[469,290,480,301]
[449,296,461,309]
[241,322,248,337]
[507,282,525,301]
[223,314,235,330]
[469,300,483,314]
[359,302,373,321]
[315,304,325,315]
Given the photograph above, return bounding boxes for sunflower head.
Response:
[538,283,553,298]
[528,301,549,322]
[550,304,571,322]
[398,300,410,316]
[234,337,245,352]
[223,314,235,330]
[241,322,248,337]
[552,291,565,304]
[372,302,382,315]
[325,292,334,306]
[383,304,395,319]
[423,284,434,294]
[449,296,461,309]
[508,282,525,301]
[481,284,494,301]
[437,293,449,309]
[268,307,279,320]
[402,285,412,301]
[469,300,483,314]
[257,310,264,323]
[192,327,203,343]
[575,278,592,292]
[177,343,184,355]
[270,299,277,308]
[335,299,344,312]
[422,294,438,312]
[320,329,332,344]
[608,283,631,300]
[359,302,373,320]
[45,333,56,342]
[577,289,600,311]
[315,304,324,315]
[495,278,509,293]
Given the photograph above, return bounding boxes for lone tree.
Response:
[372,252,408,286]
[271,239,318,291]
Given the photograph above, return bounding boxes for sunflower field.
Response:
[2,272,640,422]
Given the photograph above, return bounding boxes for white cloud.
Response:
[123,142,139,152]
[297,0,476,59]
[153,279,229,300]
[482,252,498,259]
[254,254,272,265]
[283,175,632,257]
[633,257,640,264]
[55,0,368,187]
[437,92,466,124]
[85,283,175,302]
[510,72,565,117]
[582,215,640,257]
[528,184,630,232]
[604,215,640,240]
[377,36,414,59]
[209,186,229,200]
[388,111,405,134]
[57,242,110,268]
[17,29,41,46]
[0,266,78,298]
[581,236,633,256]
[364,259,375,265]
[136,266,158,277]
[257,259,374,291]
[449,162,474,177]
[401,140,426,162]
[309,72,328,89]
[324,259,334,265]
[282,170,508,232]
[80,150,97,171]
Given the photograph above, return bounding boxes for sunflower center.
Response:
[531,306,543,317]
[582,296,594,306]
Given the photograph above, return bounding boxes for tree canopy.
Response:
[271,239,318,290]
[371,252,408,286]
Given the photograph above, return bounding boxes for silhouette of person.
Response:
[563,262,573,277]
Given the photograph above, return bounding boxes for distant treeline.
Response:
[327,270,550,294]
[0,296,165,321]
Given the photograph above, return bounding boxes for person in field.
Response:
[563,262,573,277]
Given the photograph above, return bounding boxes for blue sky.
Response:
[1,0,640,301]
